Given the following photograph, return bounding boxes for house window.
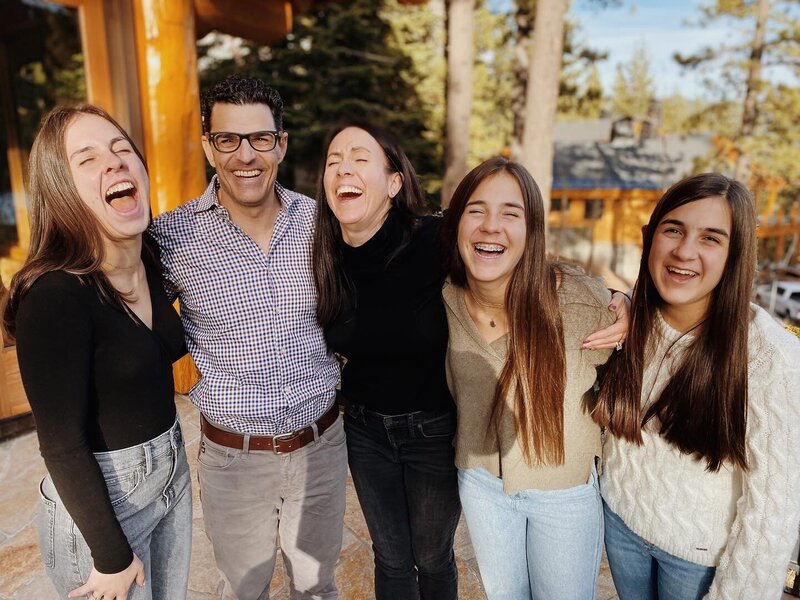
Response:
[584,199,604,220]
[552,198,571,212]
[0,1,86,257]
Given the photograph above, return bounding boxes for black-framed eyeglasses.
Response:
[207,130,282,153]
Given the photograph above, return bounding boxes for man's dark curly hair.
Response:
[201,74,284,133]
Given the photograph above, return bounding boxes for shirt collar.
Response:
[190,175,296,214]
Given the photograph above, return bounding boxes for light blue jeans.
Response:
[603,501,715,600]
[458,464,603,600]
[38,419,192,600]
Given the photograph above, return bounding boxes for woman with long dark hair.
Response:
[594,173,800,599]
[4,105,191,600]
[313,120,460,600]
[440,156,615,599]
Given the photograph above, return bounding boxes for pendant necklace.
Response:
[467,289,504,328]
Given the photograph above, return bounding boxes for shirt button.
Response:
[284,385,291,394]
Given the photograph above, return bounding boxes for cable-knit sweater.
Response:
[600,305,800,599]
[443,267,614,494]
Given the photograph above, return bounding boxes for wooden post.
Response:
[132,0,207,392]
[132,0,207,217]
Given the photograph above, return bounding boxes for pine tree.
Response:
[198,0,440,201]
[675,0,800,200]
[611,40,655,117]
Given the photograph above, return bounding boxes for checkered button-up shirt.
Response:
[150,177,339,435]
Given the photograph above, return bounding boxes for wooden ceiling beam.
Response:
[194,0,292,44]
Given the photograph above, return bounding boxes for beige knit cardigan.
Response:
[442,267,613,494]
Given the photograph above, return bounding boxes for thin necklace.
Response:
[102,260,141,271]
[467,289,504,328]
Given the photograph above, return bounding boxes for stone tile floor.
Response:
[0,395,628,599]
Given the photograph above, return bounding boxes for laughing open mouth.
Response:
[105,181,137,211]
[474,243,505,257]
[336,185,363,199]
[666,266,698,277]
[233,169,262,178]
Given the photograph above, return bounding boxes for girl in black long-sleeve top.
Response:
[5,104,191,600]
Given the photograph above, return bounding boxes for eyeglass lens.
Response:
[212,132,278,152]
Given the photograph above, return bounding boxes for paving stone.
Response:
[268,551,287,595]
[0,438,11,481]
[188,519,225,595]
[1,474,47,536]
[5,568,55,600]
[5,433,45,485]
[453,515,475,563]
[456,555,486,599]
[597,550,619,600]
[335,542,375,600]
[186,590,218,600]
[0,526,44,598]
[342,474,370,543]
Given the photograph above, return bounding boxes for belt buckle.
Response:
[272,431,298,454]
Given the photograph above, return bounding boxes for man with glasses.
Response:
[150,74,345,600]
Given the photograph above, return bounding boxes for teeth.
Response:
[105,181,134,198]
[667,266,697,276]
[337,185,363,196]
[233,170,261,177]
[475,243,505,252]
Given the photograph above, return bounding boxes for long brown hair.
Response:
[442,157,566,466]
[591,173,756,471]
[313,119,429,327]
[3,104,150,338]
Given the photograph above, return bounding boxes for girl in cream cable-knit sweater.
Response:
[593,173,800,600]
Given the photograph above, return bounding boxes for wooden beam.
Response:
[133,0,208,393]
[58,0,116,112]
[132,0,207,217]
[194,0,292,44]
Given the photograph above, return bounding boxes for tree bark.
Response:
[511,0,534,157]
[441,0,474,208]
[520,0,568,215]
[736,0,770,177]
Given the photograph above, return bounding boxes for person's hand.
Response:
[68,553,145,600]
[581,291,630,350]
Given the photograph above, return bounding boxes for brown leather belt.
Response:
[200,403,340,454]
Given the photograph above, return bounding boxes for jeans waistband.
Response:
[92,418,182,472]
[345,401,455,426]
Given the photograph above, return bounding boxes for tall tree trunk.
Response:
[736,0,770,177]
[511,0,534,157]
[441,0,474,208]
[520,0,567,215]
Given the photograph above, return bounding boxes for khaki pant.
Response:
[198,415,348,600]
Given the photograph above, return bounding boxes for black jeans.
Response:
[344,401,461,600]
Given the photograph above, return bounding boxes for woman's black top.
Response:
[325,209,454,415]
[15,254,185,573]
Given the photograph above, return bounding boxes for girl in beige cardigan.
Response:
[440,157,617,600]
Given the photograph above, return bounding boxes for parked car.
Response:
[755,281,800,321]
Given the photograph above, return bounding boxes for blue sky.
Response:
[490,0,799,100]
[570,0,730,98]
